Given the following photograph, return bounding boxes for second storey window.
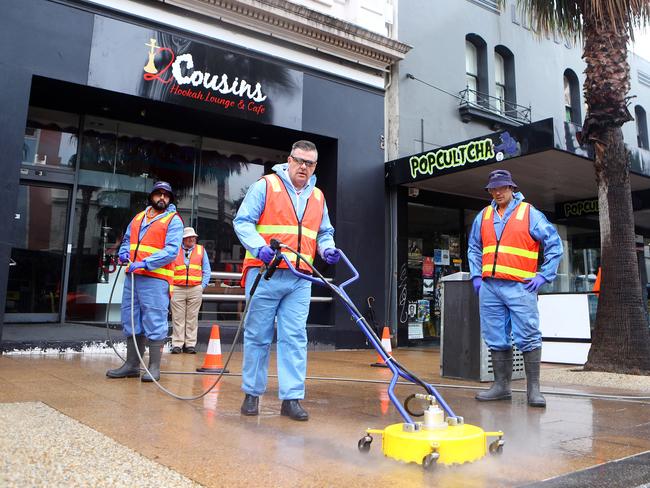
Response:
[466,41,479,103]
[495,45,516,117]
[636,105,649,149]
[465,34,487,106]
[495,52,506,113]
[564,69,581,124]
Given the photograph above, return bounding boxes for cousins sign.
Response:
[89,17,303,129]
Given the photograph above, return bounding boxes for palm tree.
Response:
[499,0,650,373]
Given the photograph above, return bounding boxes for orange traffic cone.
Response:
[196,324,229,373]
[371,326,392,368]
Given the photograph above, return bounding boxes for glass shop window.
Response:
[406,204,463,341]
[23,107,79,168]
[543,223,600,294]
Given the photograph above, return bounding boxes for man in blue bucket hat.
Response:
[467,169,563,407]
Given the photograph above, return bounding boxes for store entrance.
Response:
[405,203,464,342]
[5,183,72,322]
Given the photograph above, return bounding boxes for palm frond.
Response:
[498,0,650,40]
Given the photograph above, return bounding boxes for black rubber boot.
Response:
[106,335,145,378]
[280,400,309,421]
[524,348,546,408]
[240,394,259,416]
[141,339,164,382]
[476,349,512,401]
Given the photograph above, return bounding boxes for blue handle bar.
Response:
[278,249,359,293]
[272,247,459,422]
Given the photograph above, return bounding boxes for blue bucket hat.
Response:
[485,169,517,190]
[150,181,175,202]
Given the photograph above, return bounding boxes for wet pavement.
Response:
[1,347,649,487]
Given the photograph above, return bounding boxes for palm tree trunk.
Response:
[581,15,650,373]
[586,128,650,373]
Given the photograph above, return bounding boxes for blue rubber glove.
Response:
[257,245,275,264]
[118,250,130,264]
[128,261,147,273]
[323,248,341,265]
[523,275,547,293]
[472,276,482,296]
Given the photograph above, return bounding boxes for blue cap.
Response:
[150,181,174,202]
[485,169,517,190]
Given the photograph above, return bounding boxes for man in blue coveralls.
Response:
[107,181,183,382]
[234,140,339,421]
[468,170,563,407]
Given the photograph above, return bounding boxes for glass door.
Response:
[406,203,463,342]
[5,183,71,322]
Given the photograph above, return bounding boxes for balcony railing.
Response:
[458,88,531,127]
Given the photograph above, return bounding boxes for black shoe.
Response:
[171,346,182,354]
[185,346,196,354]
[281,400,308,421]
[240,394,259,416]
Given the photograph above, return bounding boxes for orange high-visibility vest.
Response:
[129,210,178,286]
[593,267,601,295]
[173,245,204,286]
[481,202,539,282]
[241,174,325,286]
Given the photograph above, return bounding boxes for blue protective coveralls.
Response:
[467,192,563,352]
[118,204,183,341]
[234,163,335,400]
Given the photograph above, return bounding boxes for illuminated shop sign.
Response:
[408,137,497,179]
[142,40,268,115]
[557,198,599,218]
[386,119,556,186]
[88,17,303,130]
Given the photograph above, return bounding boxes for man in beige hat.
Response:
[170,227,211,354]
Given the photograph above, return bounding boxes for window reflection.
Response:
[65,115,279,323]
[197,138,274,322]
[23,107,78,167]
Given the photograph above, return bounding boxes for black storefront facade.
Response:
[0,0,387,351]
[387,118,650,362]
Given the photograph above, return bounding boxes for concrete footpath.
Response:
[0,348,649,487]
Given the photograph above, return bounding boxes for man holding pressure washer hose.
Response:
[106,181,183,382]
[234,140,339,421]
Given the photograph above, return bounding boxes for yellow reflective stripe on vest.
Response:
[148,267,175,278]
[244,249,314,264]
[256,224,298,235]
[515,202,528,220]
[129,243,163,254]
[484,206,493,220]
[255,224,318,240]
[482,264,536,279]
[184,276,202,283]
[267,175,282,192]
[482,244,538,260]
